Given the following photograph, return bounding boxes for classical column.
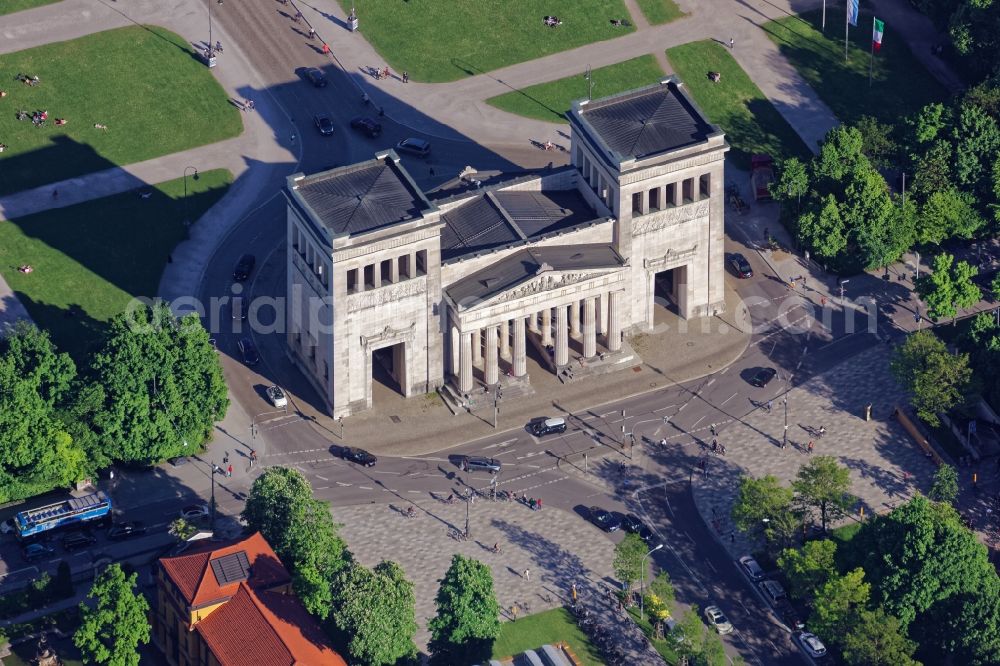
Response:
[472,329,482,366]
[485,325,499,385]
[583,297,597,358]
[570,300,581,339]
[596,294,606,336]
[541,308,553,346]
[528,311,540,334]
[450,325,460,376]
[499,319,511,361]
[555,304,569,367]
[607,291,622,352]
[459,332,473,393]
[513,316,527,377]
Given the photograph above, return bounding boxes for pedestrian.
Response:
[729,37,734,49]
[529,497,536,510]
[322,42,330,55]
[710,423,717,436]
[807,440,814,454]
[788,279,796,290]
[52,188,58,200]
[378,106,385,117]
[511,603,519,621]
[802,277,808,289]
[309,27,316,39]
[730,531,735,544]
[536,498,542,511]
[766,399,773,413]
[250,449,257,465]
[523,568,530,581]
[227,464,233,477]
[571,582,577,604]
[223,451,229,464]
[167,254,173,263]
[402,70,409,83]
[248,99,255,111]
[821,296,827,307]
[429,166,435,176]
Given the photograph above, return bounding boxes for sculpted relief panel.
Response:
[644,244,699,271]
[492,272,608,304]
[360,323,416,350]
[347,279,427,312]
[632,200,710,236]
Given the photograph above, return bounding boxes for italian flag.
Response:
[873,18,885,52]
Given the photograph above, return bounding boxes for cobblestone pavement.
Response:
[336,500,663,662]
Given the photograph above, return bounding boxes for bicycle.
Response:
[448,528,468,542]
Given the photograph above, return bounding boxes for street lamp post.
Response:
[492,385,503,429]
[464,488,473,538]
[183,166,199,226]
[338,416,344,440]
[210,461,220,529]
[639,544,665,618]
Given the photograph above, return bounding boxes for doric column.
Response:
[541,308,552,346]
[528,311,539,334]
[607,291,622,352]
[499,319,511,360]
[459,332,473,393]
[596,294,606,335]
[472,329,482,366]
[583,297,597,358]
[570,300,581,339]
[513,316,527,377]
[450,325,460,376]
[485,325,499,385]
[555,304,569,367]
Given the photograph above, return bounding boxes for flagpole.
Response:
[822,0,826,32]
[845,0,849,60]
[869,16,875,86]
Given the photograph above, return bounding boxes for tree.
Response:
[793,456,855,533]
[797,195,847,260]
[890,330,974,426]
[929,463,960,503]
[670,606,705,664]
[427,554,501,666]
[855,115,898,167]
[992,273,1000,302]
[649,570,675,608]
[953,102,1000,195]
[0,322,84,502]
[328,561,417,666]
[846,165,914,270]
[810,568,871,640]
[840,608,920,666]
[613,533,650,592]
[909,102,950,144]
[87,304,228,465]
[701,627,728,666]
[917,253,981,321]
[73,563,150,666]
[910,139,954,202]
[917,188,984,244]
[168,518,197,541]
[777,539,837,601]
[771,157,809,210]
[731,475,797,547]
[242,467,350,618]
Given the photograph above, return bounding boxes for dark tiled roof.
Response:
[446,244,625,308]
[294,160,427,235]
[441,189,599,261]
[576,80,713,160]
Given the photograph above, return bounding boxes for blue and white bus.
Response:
[14,491,112,540]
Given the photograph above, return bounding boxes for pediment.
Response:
[470,267,622,311]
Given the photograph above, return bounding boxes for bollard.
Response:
[865,403,872,421]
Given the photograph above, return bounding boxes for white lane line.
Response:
[406,490,422,494]
[691,415,705,429]
[370,469,402,476]
[653,404,678,412]
[600,411,617,418]
[315,486,329,490]
[359,486,373,490]
[523,464,541,469]
[706,378,716,387]
[335,482,352,487]
[705,559,717,573]
[720,392,738,406]
[720,366,730,375]
[483,438,518,449]
[316,475,329,481]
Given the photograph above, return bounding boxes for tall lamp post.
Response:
[639,543,665,618]
[183,166,199,227]
[210,461,221,529]
[464,488,473,538]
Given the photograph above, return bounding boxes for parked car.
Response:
[238,337,260,366]
[621,514,653,541]
[168,456,190,467]
[529,417,567,437]
[314,113,335,136]
[796,632,827,658]
[738,555,765,582]
[586,506,621,532]
[729,253,753,279]
[749,367,777,387]
[233,253,255,281]
[108,521,147,541]
[461,456,501,474]
[395,137,431,157]
[342,447,377,467]
[350,116,382,138]
[759,579,787,603]
[305,67,327,87]
[231,299,248,320]
[704,605,734,634]
[776,599,806,631]
[180,504,210,521]
[22,542,55,562]
[62,531,97,552]
[266,385,288,408]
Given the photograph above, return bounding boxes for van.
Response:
[530,417,567,437]
[759,579,787,603]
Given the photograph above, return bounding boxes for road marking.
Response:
[706,378,716,387]
[399,456,447,462]
[691,415,705,429]
[705,559,717,573]
[316,475,328,481]
[0,566,37,580]
[766,640,779,653]
[359,486,373,490]
[315,486,329,490]
[483,438,519,449]
[335,482,352,487]
[652,404,677,412]
[720,392,738,406]
[406,490,422,494]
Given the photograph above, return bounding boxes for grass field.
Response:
[763,9,948,126]
[634,0,686,25]
[0,169,232,358]
[491,607,604,666]
[337,0,635,82]
[0,0,60,15]
[666,41,813,168]
[486,56,665,123]
[0,26,242,196]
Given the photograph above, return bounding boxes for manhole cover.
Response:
[390,415,401,423]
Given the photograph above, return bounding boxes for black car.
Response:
[395,138,431,157]
[22,542,55,562]
[108,521,147,541]
[314,113,335,136]
[342,447,377,467]
[587,506,621,532]
[350,116,382,138]
[730,253,753,279]
[238,337,260,366]
[621,513,653,541]
[62,531,97,552]
[749,367,778,387]
[231,299,248,321]
[233,253,255,281]
[461,456,501,474]
[305,67,327,87]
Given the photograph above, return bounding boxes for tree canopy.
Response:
[613,532,651,591]
[731,474,798,547]
[428,554,501,666]
[890,330,975,426]
[73,563,150,666]
[916,253,982,322]
[777,539,837,601]
[928,464,960,504]
[792,456,855,533]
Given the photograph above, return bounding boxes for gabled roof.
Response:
[446,244,626,309]
[159,532,290,608]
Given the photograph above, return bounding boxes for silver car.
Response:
[704,605,733,634]
[797,632,827,658]
[266,385,288,408]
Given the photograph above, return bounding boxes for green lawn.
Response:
[666,41,812,168]
[0,26,242,196]
[763,9,948,126]
[0,0,60,15]
[338,0,635,82]
[634,0,686,25]
[492,607,604,666]
[0,169,232,358]
[486,55,665,123]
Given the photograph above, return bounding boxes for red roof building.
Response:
[152,531,346,666]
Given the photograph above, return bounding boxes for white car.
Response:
[797,632,827,658]
[0,518,15,535]
[703,605,733,635]
[266,385,288,408]
[180,504,210,521]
